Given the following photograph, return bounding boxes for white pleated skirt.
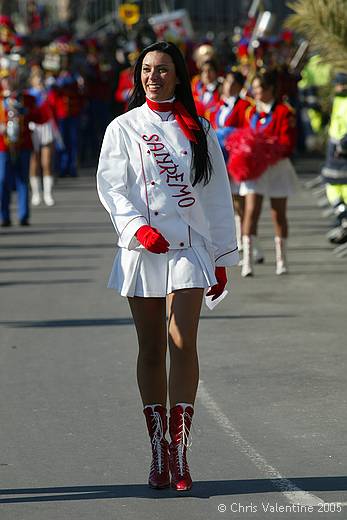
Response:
[108,246,217,298]
[229,177,241,195]
[30,121,54,151]
[239,158,300,198]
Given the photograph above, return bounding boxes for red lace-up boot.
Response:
[143,404,170,489]
[169,403,194,491]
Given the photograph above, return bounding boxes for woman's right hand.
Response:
[135,225,170,254]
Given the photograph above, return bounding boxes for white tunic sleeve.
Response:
[96,121,148,250]
[198,124,239,266]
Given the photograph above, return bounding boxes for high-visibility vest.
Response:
[329,95,347,141]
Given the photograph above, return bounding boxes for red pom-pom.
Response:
[225,128,284,182]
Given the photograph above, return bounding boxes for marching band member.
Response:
[47,51,84,177]
[231,69,298,276]
[114,54,136,115]
[209,69,252,251]
[0,15,16,55]
[27,66,56,206]
[81,39,114,161]
[192,59,221,119]
[97,41,238,492]
[0,58,42,226]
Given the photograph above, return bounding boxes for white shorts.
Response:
[239,158,300,198]
[107,246,217,298]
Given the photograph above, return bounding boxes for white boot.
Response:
[275,236,288,275]
[252,235,265,264]
[43,176,55,206]
[241,235,253,277]
[30,176,41,206]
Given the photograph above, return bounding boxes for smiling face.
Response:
[141,51,178,101]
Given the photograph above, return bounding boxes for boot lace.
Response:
[150,411,166,473]
[173,410,193,476]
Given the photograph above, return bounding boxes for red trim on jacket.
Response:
[210,97,252,130]
[0,93,39,152]
[192,77,220,119]
[245,103,297,157]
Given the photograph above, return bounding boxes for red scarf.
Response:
[146,98,200,144]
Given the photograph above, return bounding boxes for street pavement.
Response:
[0,156,346,520]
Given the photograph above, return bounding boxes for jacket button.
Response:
[180,242,184,247]
[151,181,155,185]
[154,211,158,216]
[147,150,150,154]
[182,150,188,155]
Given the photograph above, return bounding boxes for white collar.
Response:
[256,100,275,114]
[222,96,237,107]
[145,96,175,103]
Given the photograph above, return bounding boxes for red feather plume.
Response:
[225,127,285,183]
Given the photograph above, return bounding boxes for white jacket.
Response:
[97,102,239,266]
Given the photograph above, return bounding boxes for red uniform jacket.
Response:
[114,67,134,112]
[48,77,84,120]
[210,97,252,130]
[0,92,40,152]
[191,76,220,119]
[245,102,297,158]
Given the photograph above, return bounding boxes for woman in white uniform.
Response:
[97,42,238,492]
[239,69,299,277]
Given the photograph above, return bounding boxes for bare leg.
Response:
[232,194,245,222]
[128,296,167,406]
[29,150,40,178]
[167,288,204,406]
[270,197,288,238]
[242,193,264,236]
[41,144,53,177]
[29,151,41,205]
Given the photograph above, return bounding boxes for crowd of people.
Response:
[0,9,346,253]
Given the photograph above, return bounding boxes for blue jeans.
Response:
[0,150,31,222]
[56,116,79,177]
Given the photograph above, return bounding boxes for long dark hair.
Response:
[128,41,212,186]
[252,69,279,100]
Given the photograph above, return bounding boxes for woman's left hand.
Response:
[206,267,227,301]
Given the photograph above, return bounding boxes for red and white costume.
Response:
[192,77,220,119]
[210,96,252,194]
[97,100,239,297]
[27,88,56,151]
[239,101,299,197]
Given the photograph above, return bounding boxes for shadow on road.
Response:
[0,279,93,287]
[0,315,297,328]
[0,476,345,503]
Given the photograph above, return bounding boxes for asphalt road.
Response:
[0,156,346,520]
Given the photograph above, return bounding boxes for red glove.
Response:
[206,267,227,301]
[135,225,170,254]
